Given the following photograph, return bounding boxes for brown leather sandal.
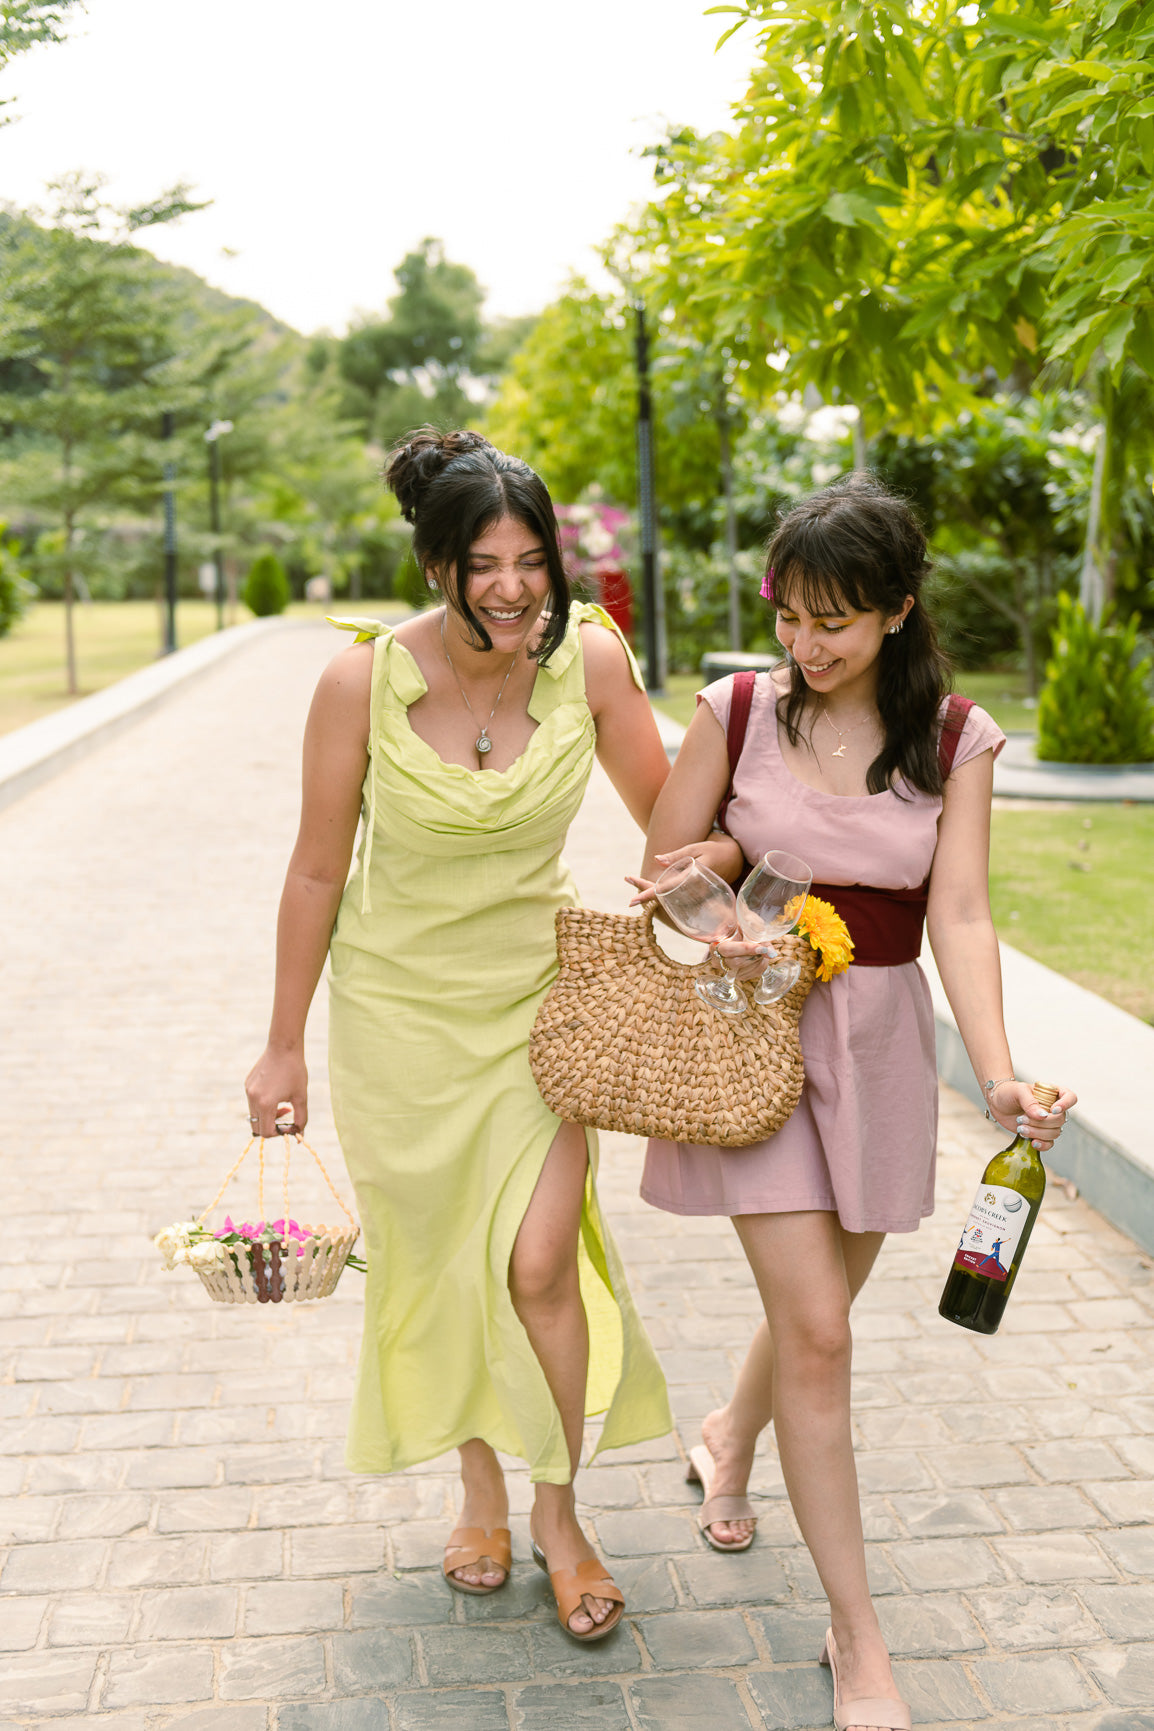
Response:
[530,1539,625,1641]
[442,1525,511,1595]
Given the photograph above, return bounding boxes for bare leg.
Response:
[447,1437,510,1589]
[729,1211,899,1727]
[701,1219,884,1546]
[509,1120,615,1635]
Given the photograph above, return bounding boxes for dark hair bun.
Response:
[384,427,494,524]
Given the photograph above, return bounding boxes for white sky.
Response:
[1,0,753,334]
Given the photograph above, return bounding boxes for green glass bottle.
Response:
[938,1082,1059,1335]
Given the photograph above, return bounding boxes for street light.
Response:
[633,301,666,694]
[204,418,234,631]
[162,410,178,655]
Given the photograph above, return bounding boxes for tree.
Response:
[338,238,486,445]
[0,175,207,691]
[0,1,83,123]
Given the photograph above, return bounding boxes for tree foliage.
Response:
[1036,594,1154,762]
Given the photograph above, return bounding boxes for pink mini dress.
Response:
[640,675,1005,1234]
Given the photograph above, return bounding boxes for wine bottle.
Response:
[938,1082,1059,1335]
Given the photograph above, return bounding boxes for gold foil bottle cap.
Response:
[1031,1083,1060,1109]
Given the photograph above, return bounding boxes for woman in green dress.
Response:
[245,429,672,1641]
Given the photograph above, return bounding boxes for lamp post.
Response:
[633,301,665,693]
[162,410,178,654]
[204,418,234,631]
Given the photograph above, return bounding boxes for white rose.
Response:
[188,1240,226,1269]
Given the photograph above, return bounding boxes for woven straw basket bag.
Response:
[529,907,817,1148]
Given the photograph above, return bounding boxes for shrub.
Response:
[1036,594,1154,764]
[0,530,33,638]
[243,552,290,617]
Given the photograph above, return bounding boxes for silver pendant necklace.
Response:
[440,614,518,757]
[820,705,873,758]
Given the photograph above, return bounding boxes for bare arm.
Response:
[244,642,373,1133]
[927,749,1076,1147]
[626,700,745,903]
[580,621,670,829]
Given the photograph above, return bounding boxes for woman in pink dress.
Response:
[630,477,1076,1731]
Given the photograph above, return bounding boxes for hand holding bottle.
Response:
[984,1078,1077,1150]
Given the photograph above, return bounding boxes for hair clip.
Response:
[760,566,775,602]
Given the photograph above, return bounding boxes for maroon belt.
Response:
[809,880,928,968]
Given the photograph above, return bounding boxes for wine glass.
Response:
[737,850,812,1005]
[654,858,746,1017]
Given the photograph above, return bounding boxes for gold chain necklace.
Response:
[440,614,518,757]
[820,706,874,759]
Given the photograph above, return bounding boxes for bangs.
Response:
[772,559,870,620]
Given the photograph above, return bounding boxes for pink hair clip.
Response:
[760,566,775,602]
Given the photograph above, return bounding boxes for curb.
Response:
[0,616,299,814]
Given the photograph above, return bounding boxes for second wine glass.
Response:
[737,850,812,1006]
[654,858,746,1017]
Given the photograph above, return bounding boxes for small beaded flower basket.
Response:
[155,1131,362,1305]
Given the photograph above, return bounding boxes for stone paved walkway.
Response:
[1,622,1152,1731]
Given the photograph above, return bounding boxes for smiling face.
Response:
[774,578,912,705]
[440,515,553,654]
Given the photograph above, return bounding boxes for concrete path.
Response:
[2,621,1152,1731]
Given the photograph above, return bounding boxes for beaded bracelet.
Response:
[982,1076,1016,1122]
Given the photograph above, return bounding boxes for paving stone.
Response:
[253,1482,351,1529]
[889,1490,1003,1539]
[166,1710,271,1731]
[419,1623,534,1685]
[0,1593,48,1649]
[522,1616,642,1677]
[888,1536,1006,1593]
[972,1653,1100,1713]
[967,1586,1102,1649]
[244,1579,344,1635]
[854,1449,936,1493]
[933,1442,1034,1488]
[639,1607,756,1669]
[745,1665,836,1729]
[331,1626,415,1691]
[1085,1480,1154,1525]
[280,1705,393,1731]
[0,1649,99,1714]
[289,1522,385,1576]
[39,1377,128,1415]
[1094,1526,1154,1579]
[1,1536,106,1590]
[102,1644,216,1708]
[135,1584,239,1640]
[893,1656,993,1723]
[632,1673,758,1730]
[875,1592,986,1656]
[592,1508,698,1556]
[78,1411,176,1449]
[1026,1439,1130,1481]
[106,1535,208,1587]
[156,1488,253,1533]
[209,1529,285,1581]
[24,1450,125,1493]
[55,1491,152,1538]
[348,1570,457,1627]
[0,1493,61,1543]
[393,1691,511,1731]
[675,1544,791,1608]
[123,1448,220,1489]
[217,1635,327,1700]
[512,1680,631,1729]
[48,1591,136,1645]
[1081,1583,1154,1641]
[992,1484,1105,1531]
[994,1532,1115,1584]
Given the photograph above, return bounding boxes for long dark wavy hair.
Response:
[384,427,570,662]
[766,475,951,796]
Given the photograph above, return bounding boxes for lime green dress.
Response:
[326,603,672,1484]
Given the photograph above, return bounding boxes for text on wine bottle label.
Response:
[951,1184,1030,1282]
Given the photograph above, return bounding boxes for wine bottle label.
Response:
[951,1183,1030,1282]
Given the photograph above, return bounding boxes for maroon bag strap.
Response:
[716,669,756,831]
[938,693,974,781]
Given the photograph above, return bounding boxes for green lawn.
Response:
[0,599,408,736]
[653,666,1038,735]
[989,803,1154,1024]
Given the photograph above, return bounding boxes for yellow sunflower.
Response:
[795,895,854,983]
